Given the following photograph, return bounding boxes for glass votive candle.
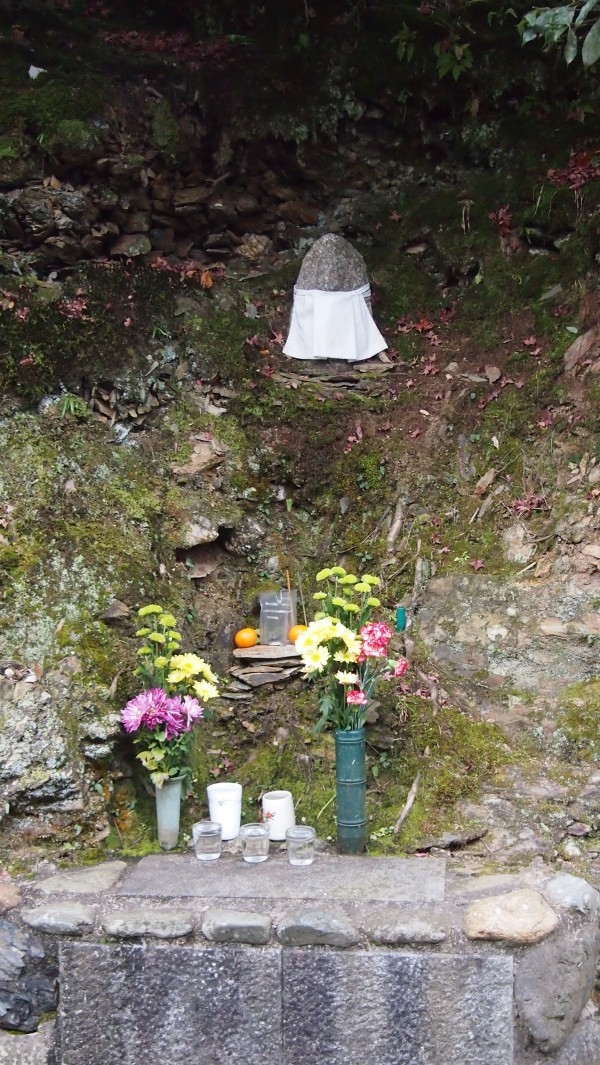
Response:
[192,821,222,861]
[240,823,270,863]
[286,825,316,866]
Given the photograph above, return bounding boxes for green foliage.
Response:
[521,0,600,66]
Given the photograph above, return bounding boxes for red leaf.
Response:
[469,559,485,571]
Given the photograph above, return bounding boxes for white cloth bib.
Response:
[283,283,387,362]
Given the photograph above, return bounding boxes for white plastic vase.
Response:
[262,790,296,841]
[155,776,184,851]
[207,782,242,840]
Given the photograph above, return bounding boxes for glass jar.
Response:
[192,821,222,861]
[286,825,316,866]
[240,823,270,863]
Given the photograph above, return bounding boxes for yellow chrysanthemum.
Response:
[367,597,381,608]
[158,613,177,628]
[135,627,151,637]
[193,680,219,702]
[167,668,186,684]
[137,647,151,656]
[154,656,168,668]
[331,597,346,608]
[148,632,165,644]
[138,604,164,617]
[301,645,330,673]
[316,568,332,581]
[341,586,355,597]
[313,591,327,601]
[361,574,381,586]
[169,653,205,677]
[330,566,346,577]
[354,582,371,594]
[335,670,359,684]
[295,630,320,654]
[341,635,362,658]
[333,649,358,664]
[168,631,182,641]
[343,603,360,614]
[338,574,357,585]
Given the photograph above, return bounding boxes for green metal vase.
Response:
[335,728,367,854]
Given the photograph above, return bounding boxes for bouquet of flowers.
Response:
[120,604,219,788]
[295,566,408,731]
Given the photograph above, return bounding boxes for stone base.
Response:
[2,857,599,1065]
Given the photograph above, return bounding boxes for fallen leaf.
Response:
[474,468,497,495]
[469,559,485,570]
[200,270,213,289]
[485,365,501,383]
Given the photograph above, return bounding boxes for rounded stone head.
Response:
[296,234,369,292]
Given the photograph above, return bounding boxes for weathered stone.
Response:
[0,883,21,914]
[37,860,126,895]
[202,908,271,945]
[277,200,320,226]
[446,873,522,901]
[283,950,513,1065]
[361,907,449,945]
[277,907,359,947]
[554,1018,600,1065]
[180,513,219,547]
[0,1019,55,1064]
[59,943,281,1065]
[543,874,600,918]
[110,233,152,256]
[119,853,446,903]
[296,233,369,291]
[515,922,600,1053]
[416,574,600,700]
[463,889,558,944]
[102,908,194,939]
[22,903,95,935]
[173,186,211,209]
[0,918,57,1033]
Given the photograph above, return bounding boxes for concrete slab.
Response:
[283,949,514,1065]
[118,853,446,903]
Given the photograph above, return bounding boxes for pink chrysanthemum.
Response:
[121,688,185,739]
[346,689,368,705]
[181,695,204,730]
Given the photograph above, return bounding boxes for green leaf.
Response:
[576,0,600,27]
[582,18,600,62]
[565,26,579,62]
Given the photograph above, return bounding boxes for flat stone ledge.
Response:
[202,908,272,945]
[21,902,95,935]
[118,853,446,903]
[101,907,195,939]
[277,907,360,947]
[36,861,127,895]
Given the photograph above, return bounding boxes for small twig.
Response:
[316,793,335,820]
[112,818,125,847]
[393,773,420,834]
[297,574,308,626]
[386,498,405,553]
[516,560,538,577]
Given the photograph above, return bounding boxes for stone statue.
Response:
[283,233,387,362]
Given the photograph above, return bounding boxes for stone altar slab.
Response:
[118,853,445,903]
[59,943,282,1065]
[283,949,514,1065]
